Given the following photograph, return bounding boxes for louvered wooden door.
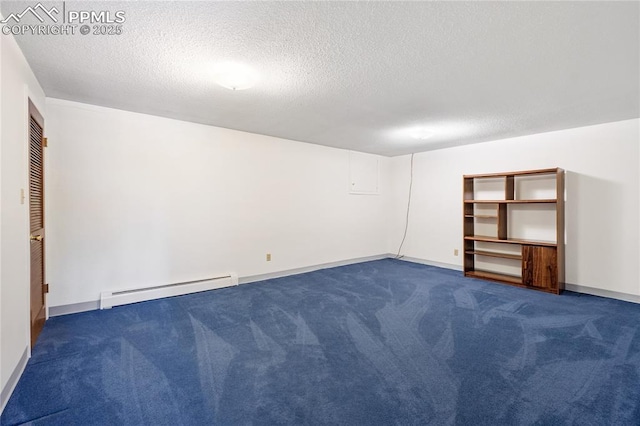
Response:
[29,100,46,347]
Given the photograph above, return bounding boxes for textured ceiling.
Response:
[3,1,639,156]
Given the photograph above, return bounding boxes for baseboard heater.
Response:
[99,273,238,309]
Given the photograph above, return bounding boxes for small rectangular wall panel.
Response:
[349,151,379,194]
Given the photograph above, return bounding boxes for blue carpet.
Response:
[2,259,640,425]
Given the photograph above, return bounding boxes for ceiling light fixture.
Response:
[411,129,434,140]
[388,121,476,145]
[213,62,259,91]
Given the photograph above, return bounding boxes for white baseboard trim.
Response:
[565,283,640,304]
[394,255,640,304]
[1,346,29,414]
[45,255,640,317]
[99,274,238,310]
[239,254,390,285]
[49,300,100,317]
[49,254,390,316]
[391,254,463,271]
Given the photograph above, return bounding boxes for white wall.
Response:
[0,15,3,409]
[45,99,390,308]
[388,119,640,297]
[0,30,46,404]
[47,101,640,306]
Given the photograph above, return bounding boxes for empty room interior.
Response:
[1,1,640,424]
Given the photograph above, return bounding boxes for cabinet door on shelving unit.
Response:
[522,246,558,290]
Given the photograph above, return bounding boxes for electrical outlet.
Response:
[266,253,272,261]
[454,249,459,256]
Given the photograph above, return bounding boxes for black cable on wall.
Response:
[395,153,414,259]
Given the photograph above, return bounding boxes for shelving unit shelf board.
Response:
[465,250,522,260]
[462,167,565,294]
[464,199,557,204]
[465,271,561,294]
[464,235,557,247]
[464,168,560,178]
[465,270,522,285]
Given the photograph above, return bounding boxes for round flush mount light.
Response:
[388,121,475,144]
[410,129,434,140]
[213,62,259,90]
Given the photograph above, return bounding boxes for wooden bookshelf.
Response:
[463,168,565,294]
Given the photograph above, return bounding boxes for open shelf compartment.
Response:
[464,270,522,285]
